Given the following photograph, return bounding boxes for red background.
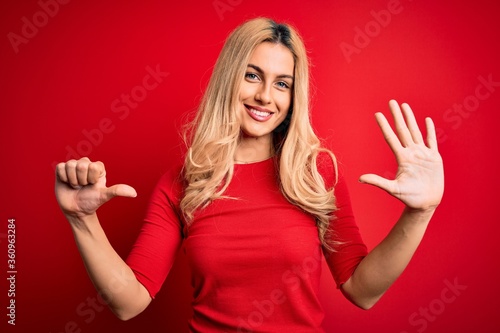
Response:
[1,0,499,332]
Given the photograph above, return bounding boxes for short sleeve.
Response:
[126,165,185,298]
[317,152,368,288]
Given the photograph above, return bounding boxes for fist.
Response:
[55,157,136,218]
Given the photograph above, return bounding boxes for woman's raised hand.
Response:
[359,100,444,211]
[55,157,137,219]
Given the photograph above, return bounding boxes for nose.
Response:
[255,83,272,105]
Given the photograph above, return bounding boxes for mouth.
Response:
[244,104,274,122]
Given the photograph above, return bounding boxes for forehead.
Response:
[248,42,294,75]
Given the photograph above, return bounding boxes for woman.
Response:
[55,18,444,332]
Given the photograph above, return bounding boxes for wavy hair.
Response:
[180,17,339,251]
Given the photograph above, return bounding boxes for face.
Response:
[237,42,294,143]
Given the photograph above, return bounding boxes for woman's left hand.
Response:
[359,100,444,211]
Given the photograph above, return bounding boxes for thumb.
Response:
[359,173,392,193]
[103,184,138,201]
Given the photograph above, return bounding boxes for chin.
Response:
[239,126,273,140]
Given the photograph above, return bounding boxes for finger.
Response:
[359,173,394,194]
[425,117,438,151]
[104,184,137,201]
[401,102,424,144]
[389,99,413,147]
[374,112,402,155]
[88,161,106,184]
[76,157,91,186]
[65,159,79,187]
[55,162,68,183]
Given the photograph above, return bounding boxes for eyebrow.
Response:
[247,64,294,80]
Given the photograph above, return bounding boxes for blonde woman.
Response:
[55,18,444,332]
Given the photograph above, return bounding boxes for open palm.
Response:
[359,100,444,211]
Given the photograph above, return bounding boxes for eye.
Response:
[245,72,260,81]
[276,81,290,89]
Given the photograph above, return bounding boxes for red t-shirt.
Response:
[126,155,367,332]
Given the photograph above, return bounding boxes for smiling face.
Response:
[237,42,294,146]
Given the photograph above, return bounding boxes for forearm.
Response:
[67,213,151,320]
[342,206,436,309]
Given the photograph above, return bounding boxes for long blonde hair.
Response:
[181,17,338,251]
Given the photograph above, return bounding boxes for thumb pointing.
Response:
[105,184,138,200]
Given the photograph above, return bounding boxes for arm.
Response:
[55,158,152,320]
[341,100,444,309]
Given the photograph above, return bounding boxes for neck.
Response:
[234,134,274,164]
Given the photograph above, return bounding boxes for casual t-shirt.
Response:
[126,154,367,332]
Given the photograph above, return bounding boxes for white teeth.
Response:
[250,108,271,117]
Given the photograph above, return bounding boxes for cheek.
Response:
[277,93,292,113]
[238,82,254,101]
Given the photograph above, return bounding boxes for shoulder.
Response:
[158,162,184,186]
[153,159,185,204]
